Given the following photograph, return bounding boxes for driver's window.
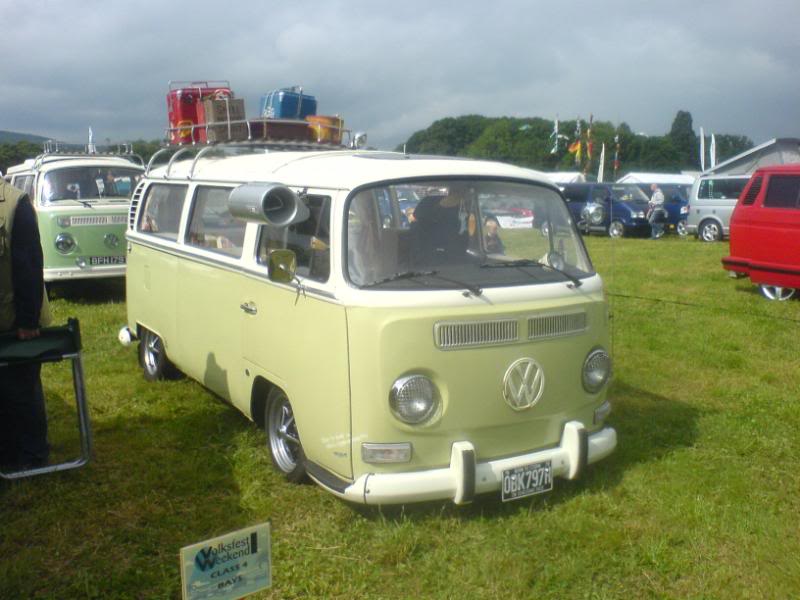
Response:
[591,187,608,203]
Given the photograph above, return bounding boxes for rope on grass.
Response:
[608,292,800,324]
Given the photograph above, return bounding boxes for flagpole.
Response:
[598,143,605,183]
[700,126,706,172]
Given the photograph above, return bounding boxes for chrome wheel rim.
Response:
[676,220,687,236]
[143,333,162,374]
[759,285,795,301]
[268,394,301,472]
[608,222,623,238]
[700,222,720,242]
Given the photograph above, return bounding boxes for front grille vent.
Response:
[528,311,587,340]
[128,181,146,230]
[435,319,518,350]
[70,214,127,226]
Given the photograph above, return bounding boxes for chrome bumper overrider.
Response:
[319,421,617,505]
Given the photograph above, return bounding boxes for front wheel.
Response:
[608,220,624,238]
[676,219,688,237]
[698,220,722,242]
[139,328,178,381]
[265,387,307,483]
[759,285,795,301]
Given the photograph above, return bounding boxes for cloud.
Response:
[1,0,797,148]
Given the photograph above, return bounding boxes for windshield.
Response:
[42,166,141,202]
[610,184,650,203]
[346,179,594,290]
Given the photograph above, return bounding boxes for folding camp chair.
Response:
[0,318,92,480]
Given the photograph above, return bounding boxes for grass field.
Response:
[2,235,799,599]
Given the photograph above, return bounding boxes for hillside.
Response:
[0,130,50,144]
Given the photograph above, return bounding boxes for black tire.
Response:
[698,219,722,242]
[138,328,178,381]
[265,387,307,483]
[676,219,688,237]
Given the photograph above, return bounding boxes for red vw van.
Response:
[722,164,800,300]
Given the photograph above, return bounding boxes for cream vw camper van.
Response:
[120,147,616,505]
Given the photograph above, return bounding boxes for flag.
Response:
[710,134,717,168]
[700,126,706,172]
[613,134,621,178]
[598,143,606,183]
[87,126,96,154]
[586,114,594,161]
[549,118,560,154]
[571,118,582,165]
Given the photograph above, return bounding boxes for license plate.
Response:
[89,256,126,265]
[501,460,553,502]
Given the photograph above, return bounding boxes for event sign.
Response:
[180,523,271,600]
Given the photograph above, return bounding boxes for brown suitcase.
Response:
[248,118,313,142]
[203,98,248,142]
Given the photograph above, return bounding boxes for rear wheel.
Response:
[265,387,307,483]
[676,219,688,237]
[758,285,795,301]
[608,220,624,238]
[698,220,722,242]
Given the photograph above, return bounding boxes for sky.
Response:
[1,0,798,150]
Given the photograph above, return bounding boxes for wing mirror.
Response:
[268,249,297,283]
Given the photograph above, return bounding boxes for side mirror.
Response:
[268,249,297,284]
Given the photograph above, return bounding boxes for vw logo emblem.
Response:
[104,233,120,248]
[502,357,545,410]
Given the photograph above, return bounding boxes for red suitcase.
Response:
[167,80,233,144]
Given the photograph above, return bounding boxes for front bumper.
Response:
[44,264,126,282]
[317,421,617,505]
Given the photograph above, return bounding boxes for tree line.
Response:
[398,110,754,176]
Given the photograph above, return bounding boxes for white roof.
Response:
[544,171,586,184]
[616,172,695,185]
[152,150,555,190]
[8,155,143,175]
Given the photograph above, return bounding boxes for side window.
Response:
[562,187,585,203]
[741,176,763,206]
[137,184,187,241]
[257,195,331,282]
[763,175,800,209]
[12,175,34,196]
[591,186,608,202]
[186,186,246,258]
[698,180,711,199]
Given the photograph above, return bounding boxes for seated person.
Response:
[410,186,470,265]
[483,215,505,254]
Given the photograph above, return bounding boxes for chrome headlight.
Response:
[634,211,646,219]
[582,348,611,393]
[390,375,440,424]
[55,233,76,254]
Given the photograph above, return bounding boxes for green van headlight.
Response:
[389,375,439,425]
[55,233,76,254]
[57,216,71,227]
[583,348,611,393]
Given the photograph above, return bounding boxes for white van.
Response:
[685,174,750,241]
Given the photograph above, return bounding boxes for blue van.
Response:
[560,183,652,238]
[632,183,691,236]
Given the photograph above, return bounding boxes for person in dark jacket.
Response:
[0,180,52,471]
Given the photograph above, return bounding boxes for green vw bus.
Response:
[7,149,143,281]
[120,147,616,505]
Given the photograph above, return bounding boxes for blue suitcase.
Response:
[259,86,317,119]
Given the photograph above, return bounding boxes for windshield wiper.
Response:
[360,270,438,288]
[360,269,483,296]
[481,258,583,288]
[57,198,95,209]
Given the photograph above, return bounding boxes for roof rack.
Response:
[145,138,353,178]
[33,141,144,170]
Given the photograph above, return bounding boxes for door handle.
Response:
[240,302,257,315]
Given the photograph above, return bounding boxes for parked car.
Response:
[6,150,143,282]
[722,164,800,300]
[686,174,750,242]
[119,147,616,505]
[560,182,651,238]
